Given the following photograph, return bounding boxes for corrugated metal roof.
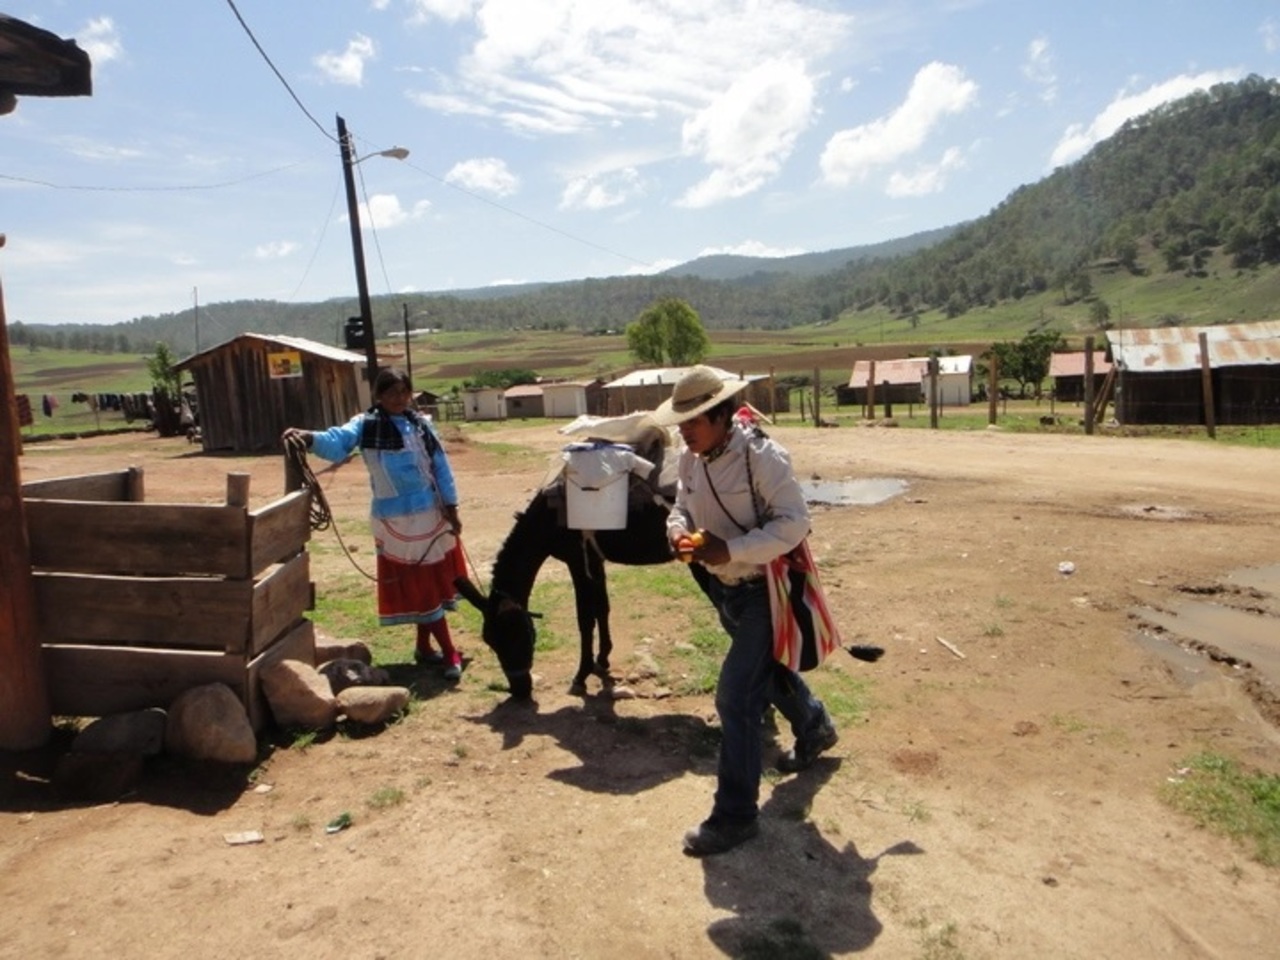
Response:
[848,358,928,387]
[1110,321,1280,373]
[1049,351,1112,378]
[604,365,762,388]
[848,355,971,387]
[176,332,365,368]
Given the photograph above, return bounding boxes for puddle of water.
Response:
[1133,601,1280,689]
[1227,563,1280,598]
[800,477,908,507]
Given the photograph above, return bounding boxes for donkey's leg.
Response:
[567,558,601,695]
[589,551,613,680]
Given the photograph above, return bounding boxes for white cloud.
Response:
[407,0,480,24]
[698,240,807,258]
[677,58,815,207]
[1049,69,1244,168]
[1023,36,1056,103]
[78,17,123,67]
[819,62,977,187]
[1262,18,1280,54]
[314,34,377,86]
[885,146,965,197]
[254,241,298,260]
[444,157,519,196]
[357,194,431,229]
[560,168,643,210]
[408,1,849,153]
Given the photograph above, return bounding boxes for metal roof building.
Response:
[1108,322,1280,425]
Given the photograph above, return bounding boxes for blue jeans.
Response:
[707,577,828,822]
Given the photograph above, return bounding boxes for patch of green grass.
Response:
[982,623,1004,637]
[290,729,319,752]
[366,785,406,810]
[812,671,873,729]
[1161,752,1280,866]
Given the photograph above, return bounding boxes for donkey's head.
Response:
[454,576,538,699]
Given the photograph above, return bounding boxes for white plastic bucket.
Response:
[564,444,635,530]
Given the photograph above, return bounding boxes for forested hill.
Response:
[12,75,1280,358]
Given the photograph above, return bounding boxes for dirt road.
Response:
[3,423,1279,959]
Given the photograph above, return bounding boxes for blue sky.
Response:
[3,1,1278,327]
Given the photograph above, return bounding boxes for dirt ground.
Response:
[4,422,1280,960]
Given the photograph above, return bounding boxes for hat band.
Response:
[672,389,719,413]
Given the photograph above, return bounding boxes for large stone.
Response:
[314,635,373,666]
[336,686,411,725]
[260,659,339,730]
[165,684,257,764]
[319,658,391,695]
[73,708,167,756]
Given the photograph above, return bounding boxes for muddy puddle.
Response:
[800,477,908,506]
[1131,563,1280,703]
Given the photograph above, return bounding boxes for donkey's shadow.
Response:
[699,762,923,957]
[467,695,724,796]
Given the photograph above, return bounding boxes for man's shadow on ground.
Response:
[698,759,923,958]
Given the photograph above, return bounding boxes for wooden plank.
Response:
[32,572,251,652]
[249,489,312,573]
[25,500,251,577]
[245,618,316,731]
[43,644,243,718]
[21,469,133,502]
[249,553,311,656]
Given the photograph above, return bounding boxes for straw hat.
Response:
[653,365,749,425]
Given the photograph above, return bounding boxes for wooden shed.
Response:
[176,334,368,453]
[1109,321,1280,425]
[1050,351,1112,404]
[838,358,928,408]
[603,366,784,418]
[504,383,545,419]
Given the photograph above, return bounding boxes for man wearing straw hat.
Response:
[655,365,838,856]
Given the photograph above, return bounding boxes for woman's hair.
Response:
[373,366,412,400]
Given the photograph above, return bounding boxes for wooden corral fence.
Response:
[20,467,315,731]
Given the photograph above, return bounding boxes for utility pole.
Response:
[337,114,378,384]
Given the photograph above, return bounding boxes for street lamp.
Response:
[337,113,409,385]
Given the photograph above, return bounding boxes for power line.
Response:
[0,162,308,192]
[223,0,334,143]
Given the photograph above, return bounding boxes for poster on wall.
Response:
[268,350,303,379]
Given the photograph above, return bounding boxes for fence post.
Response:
[987,355,998,426]
[1198,331,1216,439]
[929,357,940,429]
[1083,336,1095,436]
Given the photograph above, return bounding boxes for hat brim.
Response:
[652,377,749,426]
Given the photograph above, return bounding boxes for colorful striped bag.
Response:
[765,539,842,672]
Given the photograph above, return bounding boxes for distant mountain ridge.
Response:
[12,75,1280,358]
[659,225,960,281]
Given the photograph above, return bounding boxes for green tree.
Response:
[1089,298,1112,327]
[626,297,710,366]
[145,342,182,397]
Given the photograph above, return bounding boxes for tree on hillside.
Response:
[626,297,710,366]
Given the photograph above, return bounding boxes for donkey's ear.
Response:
[453,576,487,610]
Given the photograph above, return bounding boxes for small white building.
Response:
[920,355,973,406]
[541,381,591,419]
[463,386,507,421]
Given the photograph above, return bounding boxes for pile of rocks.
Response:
[51,635,411,801]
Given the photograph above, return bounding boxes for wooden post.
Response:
[0,261,52,749]
[768,366,776,421]
[812,367,821,427]
[987,355,999,426]
[1198,331,1216,439]
[865,360,876,420]
[1083,336,1095,436]
[929,356,940,429]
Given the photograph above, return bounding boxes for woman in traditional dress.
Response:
[283,367,467,679]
